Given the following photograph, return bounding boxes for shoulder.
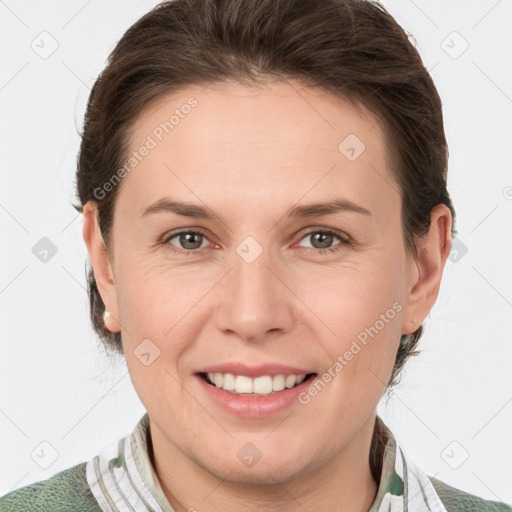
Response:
[429,475,512,512]
[0,461,102,512]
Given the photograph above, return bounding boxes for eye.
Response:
[296,228,351,255]
[162,229,211,254]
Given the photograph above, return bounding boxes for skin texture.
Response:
[83,79,452,511]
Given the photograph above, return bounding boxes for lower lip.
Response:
[195,374,317,418]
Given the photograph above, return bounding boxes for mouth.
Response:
[198,371,317,396]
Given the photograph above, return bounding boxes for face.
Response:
[87,79,427,485]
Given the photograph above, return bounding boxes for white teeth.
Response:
[285,375,297,388]
[205,372,309,395]
[253,376,273,395]
[222,373,236,391]
[272,374,285,391]
[235,375,253,394]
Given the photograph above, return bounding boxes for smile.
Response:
[200,372,317,396]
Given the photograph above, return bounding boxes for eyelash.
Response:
[160,228,351,256]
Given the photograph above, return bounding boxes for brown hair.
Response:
[75,0,456,392]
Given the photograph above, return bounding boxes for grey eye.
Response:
[168,231,208,251]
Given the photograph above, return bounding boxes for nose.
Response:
[214,242,295,344]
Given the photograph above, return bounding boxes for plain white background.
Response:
[1,0,511,504]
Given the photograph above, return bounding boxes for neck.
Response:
[149,412,380,512]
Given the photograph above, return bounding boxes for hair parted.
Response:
[75,0,456,391]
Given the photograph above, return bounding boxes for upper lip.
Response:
[198,362,315,378]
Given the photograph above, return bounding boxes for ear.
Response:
[82,201,121,333]
[402,203,452,335]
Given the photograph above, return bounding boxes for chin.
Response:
[196,448,316,486]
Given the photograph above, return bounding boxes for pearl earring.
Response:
[104,310,111,320]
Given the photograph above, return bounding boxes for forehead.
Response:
[118,79,398,219]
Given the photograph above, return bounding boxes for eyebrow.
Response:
[139,197,371,220]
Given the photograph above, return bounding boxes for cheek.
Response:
[307,252,405,391]
[306,252,405,330]
[118,270,193,413]
[115,261,208,385]
[114,256,194,330]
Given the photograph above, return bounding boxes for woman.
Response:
[1,0,510,510]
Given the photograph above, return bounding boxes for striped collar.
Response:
[85,413,447,512]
